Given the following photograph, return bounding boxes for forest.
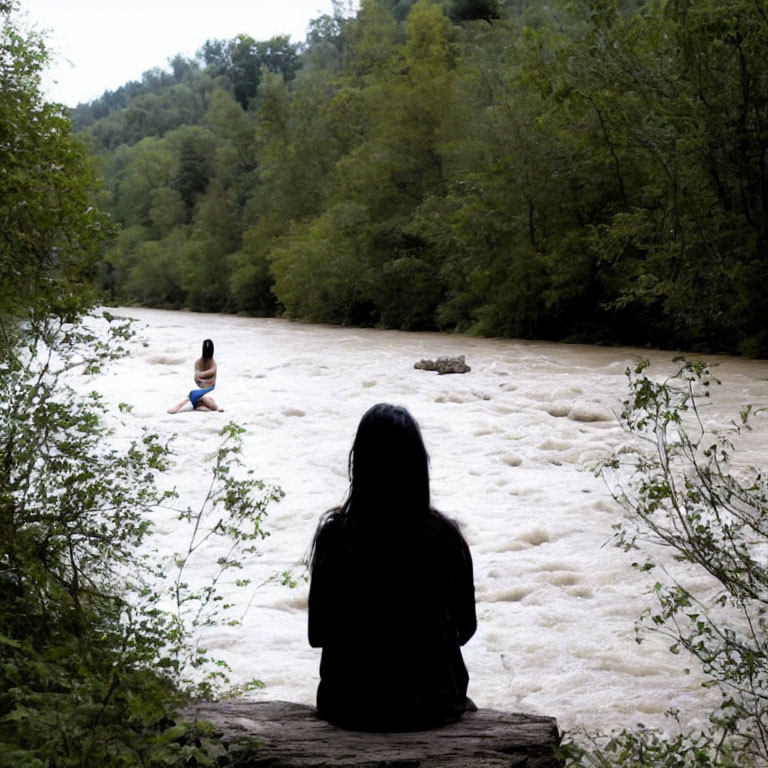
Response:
[74,0,768,357]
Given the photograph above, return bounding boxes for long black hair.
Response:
[202,339,214,360]
[311,404,433,569]
[345,403,431,519]
[309,403,470,596]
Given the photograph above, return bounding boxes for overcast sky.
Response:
[19,0,345,107]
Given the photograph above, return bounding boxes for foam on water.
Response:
[71,308,768,734]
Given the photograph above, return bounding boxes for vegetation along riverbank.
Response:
[73,0,768,358]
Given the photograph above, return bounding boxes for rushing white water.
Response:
[76,307,768,735]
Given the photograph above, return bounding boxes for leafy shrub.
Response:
[564,359,768,767]
[0,313,282,767]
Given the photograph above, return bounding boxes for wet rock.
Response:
[182,700,563,767]
[414,356,471,375]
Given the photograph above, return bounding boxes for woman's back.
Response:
[308,405,476,731]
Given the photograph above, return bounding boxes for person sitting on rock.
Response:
[308,403,476,731]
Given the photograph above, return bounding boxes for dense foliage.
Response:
[0,6,283,764]
[0,2,110,329]
[0,316,282,766]
[78,0,768,356]
[564,360,768,767]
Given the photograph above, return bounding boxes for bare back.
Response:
[194,356,217,389]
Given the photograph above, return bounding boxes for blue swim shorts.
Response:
[189,386,214,408]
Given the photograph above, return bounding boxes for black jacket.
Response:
[308,508,476,731]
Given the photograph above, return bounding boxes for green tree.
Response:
[227,219,284,316]
[270,202,377,323]
[101,224,153,303]
[268,0,459,328]
[149,186,187,236]
[0,3,110,327]
[169,126,218,210]
[180,180,241,311]
[448,0,501,23]
[204,88,258,201]
[549,0,768,352]
[111,137,176,227]
[343,0,401,82]
[124,228,188,307]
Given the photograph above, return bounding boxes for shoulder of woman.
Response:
[430,509,470,546]
[315,507,344,536]
[311,508,346,564]
[430,507,458,530]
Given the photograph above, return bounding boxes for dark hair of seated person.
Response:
[308,403,477,731]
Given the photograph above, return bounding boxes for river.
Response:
[76,307,768,735]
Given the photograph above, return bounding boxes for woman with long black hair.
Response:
[167,338,223,413]
[309,403,476,731]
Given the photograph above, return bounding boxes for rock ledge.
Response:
[183,700,563,767]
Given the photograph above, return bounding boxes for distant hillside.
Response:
[76,0,768,357]
[70,36,302,149]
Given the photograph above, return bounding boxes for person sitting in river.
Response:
[308,403,476,731]
[167,338,223,413]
